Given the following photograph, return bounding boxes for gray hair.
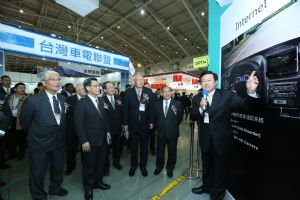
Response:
[133,73,143,80]
[40,70,59,81]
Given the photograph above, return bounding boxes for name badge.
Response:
[139,103,145,111]
[204,112,209,124]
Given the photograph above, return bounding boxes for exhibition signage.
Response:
[193,55,209,68]
[0,23,129,71]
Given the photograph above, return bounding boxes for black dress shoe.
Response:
[0,163,11,169]
[93,183,111,190]
[167,170,173,178]
[113,163,123,170]
[0,181,6,187]
[191,186,209,194]
[129,166,137,177]
[140,166,148,177]
[49,188,68,196]
[84,190,93,200]
[64,169,74,175]
[153,168,162,176]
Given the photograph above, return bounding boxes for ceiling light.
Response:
[143,36,146,39]
[184,38,187,41]
[197,46,200,49]
[175,51,178,54]
[161,45,164,48]
[101,36,104,39]
[19,9,24,13]
[18,26,22,28]
[68,25,71,29]
[117,25,120,29]
[96,46,99,48]
[144,50,146,53]
[67,62,71,64]
[125,44,128,47]
[51,33,56,37]
[58,36,61,38]
[42,58,46,60]
[167,26,170,30]
[201,12,205,16]
[140,8,145,15]
[137,63,142,67]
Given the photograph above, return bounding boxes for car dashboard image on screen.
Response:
[222,37,300,120]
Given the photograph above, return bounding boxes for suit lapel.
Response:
[41,92,57,123]
[209,89,221,115]
[58,95,65,121]
[86,96,101,117]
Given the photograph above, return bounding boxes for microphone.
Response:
[202,89,208,111]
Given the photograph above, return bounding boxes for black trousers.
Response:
[201,134,228,200]
[130,131,148,167]
[156,135,178,170]
[28,147,65,200]
[0,137,6,166]
[149,127,156,152]
[65,133,78,171]
[7,117,26,157]
[105,131,121,172]
[81,144,107,192]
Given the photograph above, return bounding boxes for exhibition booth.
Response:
[209,0,300,199]
[144,71,200,94]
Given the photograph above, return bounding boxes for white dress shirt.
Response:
[46,91,61,124]
[88,95,98,110]
[163,98,171,116]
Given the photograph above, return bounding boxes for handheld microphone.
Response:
[202,89,208,110]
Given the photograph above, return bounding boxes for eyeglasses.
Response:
[47,78,61,82]
[89,84,100,88]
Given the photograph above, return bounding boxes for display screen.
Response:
[266,47,298,78]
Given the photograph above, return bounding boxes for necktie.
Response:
[6,88,10,94]
[164,101,168,117]
[137,89,141,101]
[52,96,61,114]
[110,96,115,109]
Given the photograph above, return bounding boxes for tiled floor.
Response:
[0,121,233,200]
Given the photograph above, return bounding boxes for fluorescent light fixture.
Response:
[55,0,99,17]
[140,8,145,15]
[19,9,24,13]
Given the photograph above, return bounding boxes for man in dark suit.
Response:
[0,75,11,98]
[0,93,12,193]
[60,83,74,98]
[144,82,157,156]
[153,86,183,178]
[20,71,68,200]
[64,84,86,175]
[124,73,154,177]
[74,78,111,200]
[103,81,124,175]
[190,70,259,200]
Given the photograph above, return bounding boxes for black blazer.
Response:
[154,99,183,140]
[0,86,9,98]
[66,94,80,135]
[20,92,67,152]
[124,87,154,133]
[0,94,12,131]
[103,95,123,135]
[190,89,257,156]
[74,96,109,147]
